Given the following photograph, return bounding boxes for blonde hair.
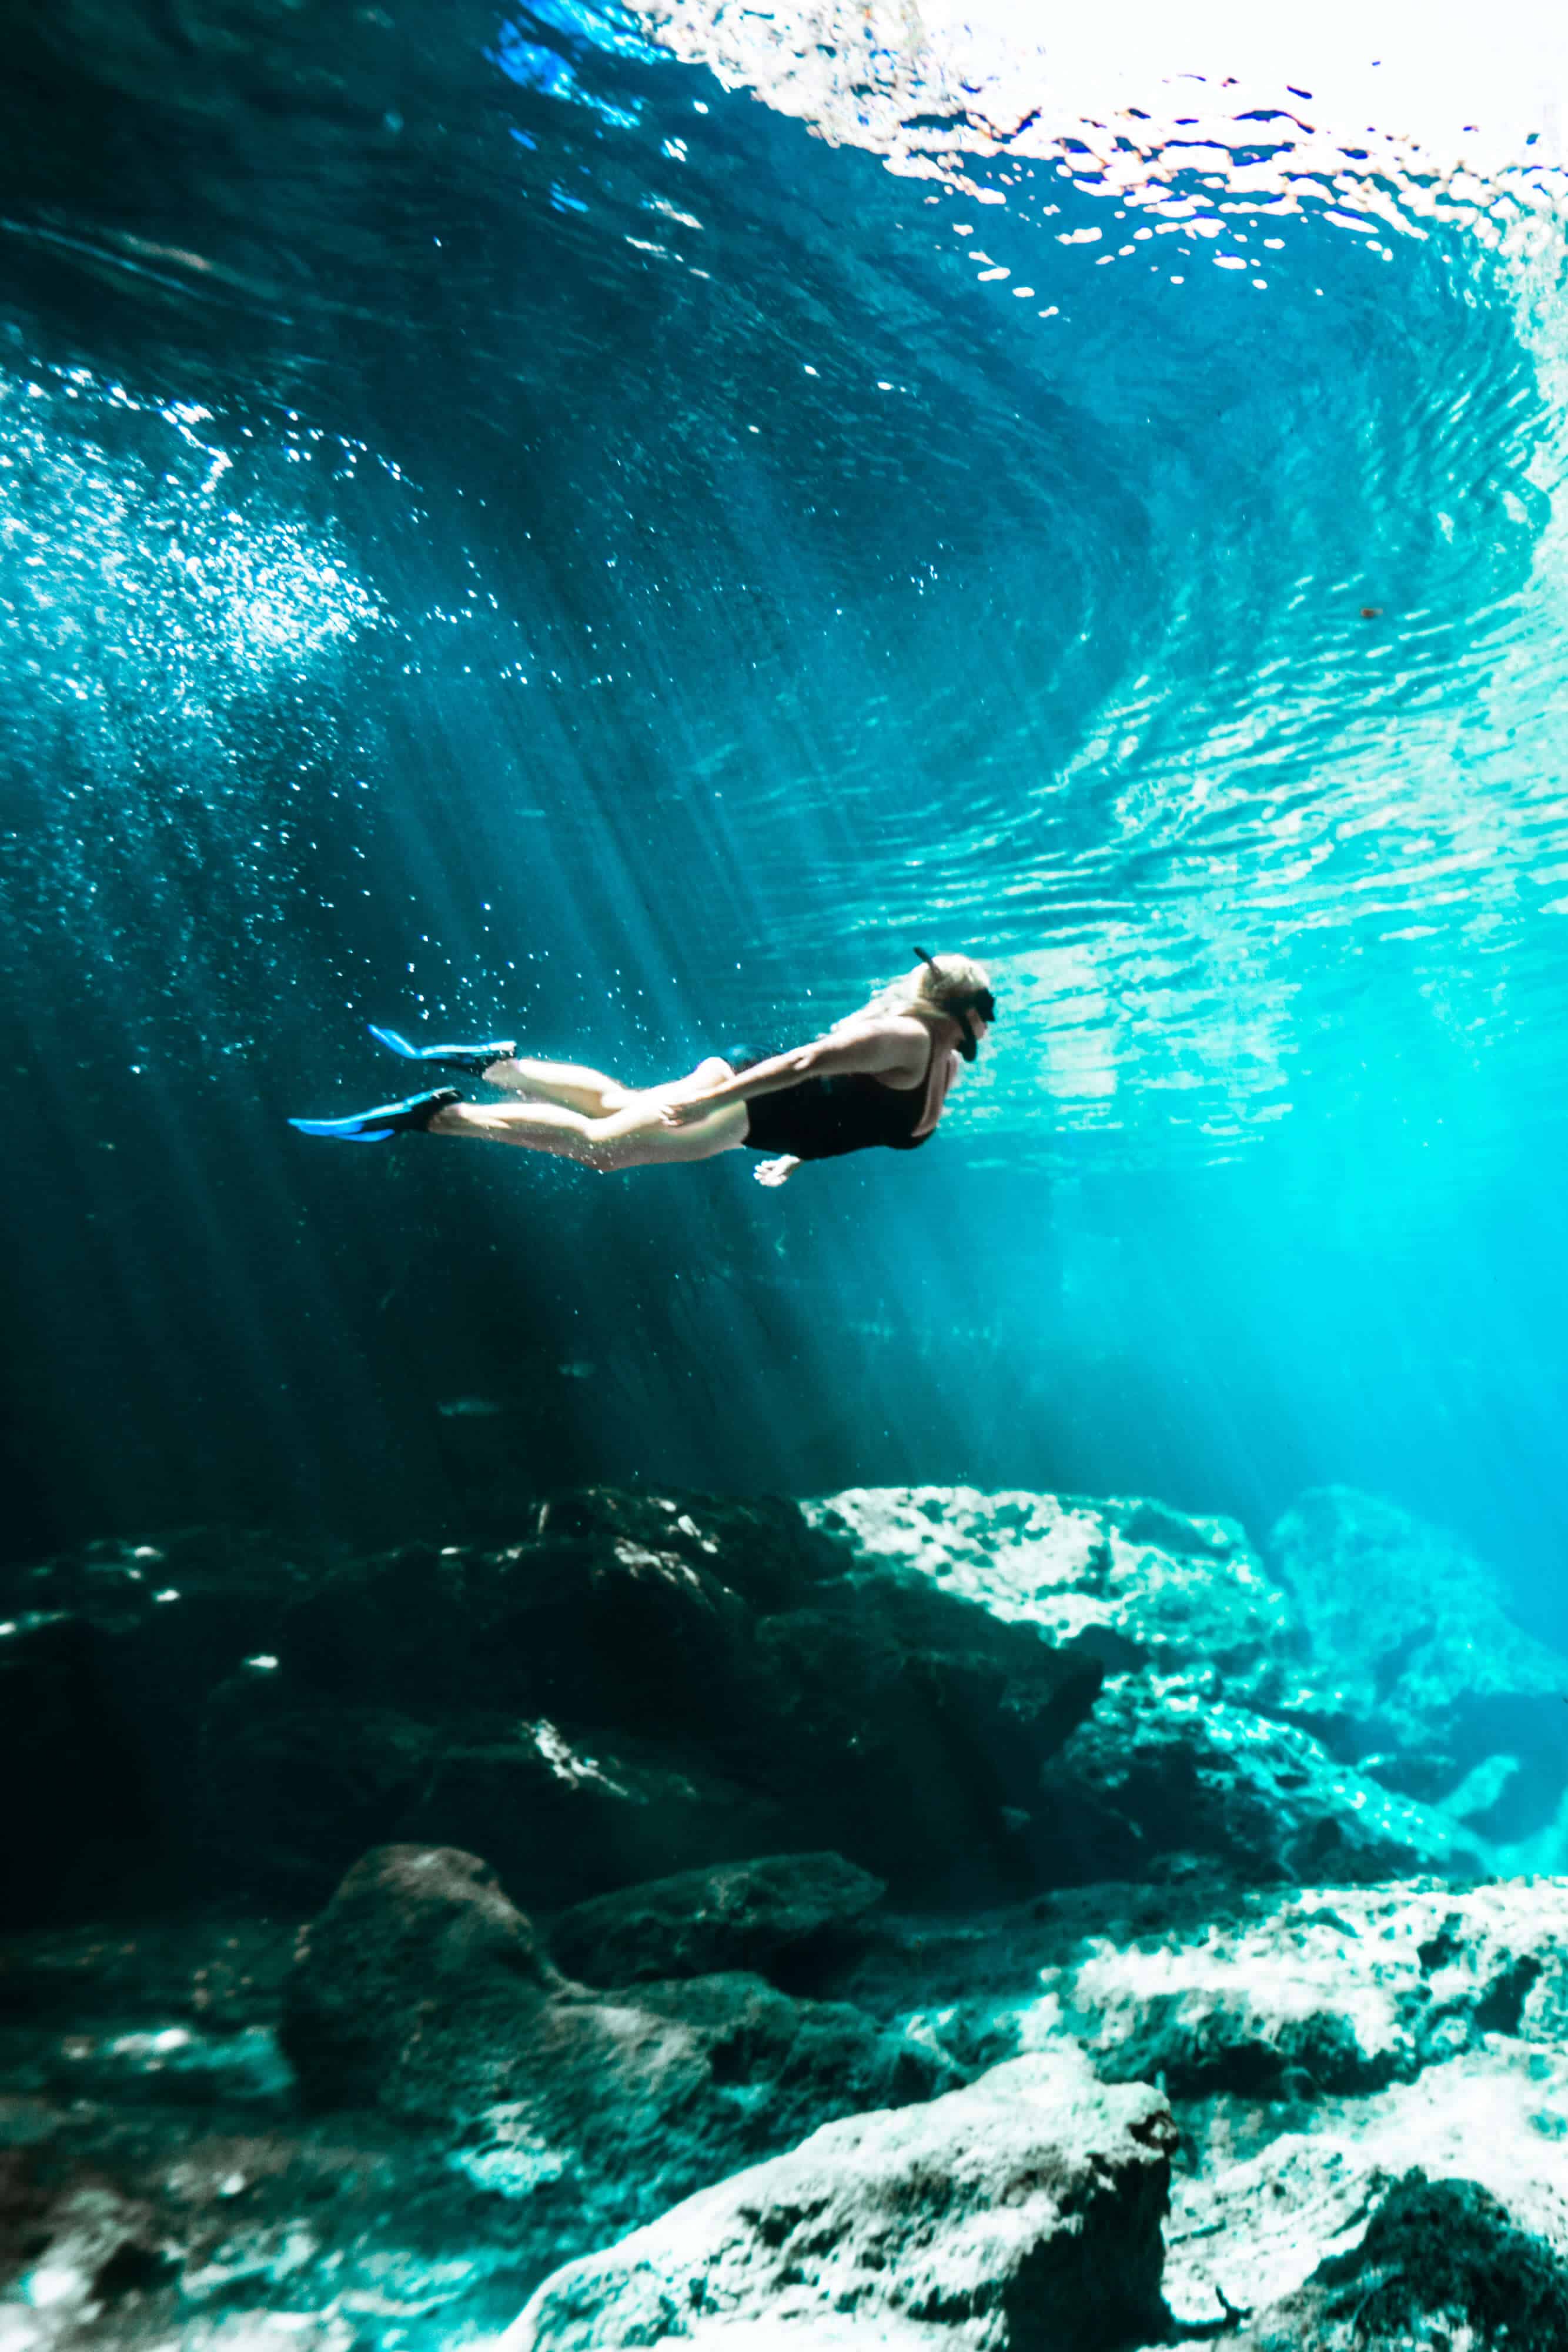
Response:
[859,952,992,1023]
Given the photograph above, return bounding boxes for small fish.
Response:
[437,1396,506,1419]
[558,1360,597,1381]
[1359,605,1383,619]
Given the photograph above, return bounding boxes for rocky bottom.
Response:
[4,1857,1567,2352]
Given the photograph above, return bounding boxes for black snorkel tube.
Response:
[912,944,995,1063]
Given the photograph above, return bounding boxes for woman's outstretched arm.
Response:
[661,1015,928,1124]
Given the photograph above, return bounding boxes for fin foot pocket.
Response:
[369,1024,516,1075]
[289,1087,463,1141]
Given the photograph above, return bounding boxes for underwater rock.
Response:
[1033,1877,1568,2099]
[782,1873,1568,2340]
[1034,1669,1489,1886]
[1073,1881,1568,2337]
[282,1843,954,2229]
[502,2046,1176,2351]
[1161,2041,1568,2336]
[8,1870,1568,2352]
[18,1482,1565,1934]
[1233,2171,1568,2352]
[191,1491,1102,1911]
[1269,1487,1568,1842]
[748,1589,1099,1901]
[275,1527,767,1738]
[403,1723,793,1912]
[808,1486,1292,1687]
[280,1845,567,2113]
[547,1852,887,1986]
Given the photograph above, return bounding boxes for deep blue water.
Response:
[4,5,1568,1636]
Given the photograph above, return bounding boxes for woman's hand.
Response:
[658,1083,723,1128]
[753,1155,800,1187]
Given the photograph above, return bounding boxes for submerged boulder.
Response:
[808,1486,1292,1688]
[1268,1487,1568,1843]
[1239,2171,1568,2352]
[279,1844,568,2113]
[1032,1670,1488,1887]
[548,1853,887,1987]
[202,1492,1104,1911]
[22,1479,1564,1934]
[281,1844,954,2241]
[1033,1877,1568,2100]
[502,2046,1177,2351]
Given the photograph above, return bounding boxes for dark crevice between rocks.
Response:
[1472,1952,1543,2035]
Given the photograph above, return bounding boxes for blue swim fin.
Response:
[369,1024,516,1075]
[289,1087,462,1141]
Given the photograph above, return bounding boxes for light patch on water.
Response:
[627,1,1568,250]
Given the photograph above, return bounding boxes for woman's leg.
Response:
[483,1057,631,1115]
[483,1053,734,1118]
[429,1072,747,1171]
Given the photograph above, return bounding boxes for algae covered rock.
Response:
[280,1843,954,2247]
[548,1852,887,1986]
[1239,2171,1568,2352]
[502,2046,1177,2351]
[280,1844,568,2112]
[1034,1670,1487,1887]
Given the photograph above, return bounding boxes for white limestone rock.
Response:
[502,2047,1178,2351]
[1162,2046,1568,2334]
[808,1487,1292,1689]
[880,1875,1568,2343]
[1032,1877,1568,2097]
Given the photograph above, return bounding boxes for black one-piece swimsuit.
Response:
[735,1047,935,1162]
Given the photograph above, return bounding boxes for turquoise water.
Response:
[4,6,1568,1625]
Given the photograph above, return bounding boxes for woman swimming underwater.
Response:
[290,949,994,1188]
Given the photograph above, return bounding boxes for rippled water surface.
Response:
[5,4,1568,1593]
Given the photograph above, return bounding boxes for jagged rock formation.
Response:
[8,1484,1568,2350]
[1233,2173,1568,2351]
[502,2046,1178,2352]
[281,1842,954,2246]
[7,1482,1568,1935]
[1035,1671,1486,1885]
[547,1852,887,1987]
[1268,1486,1568,1846]
[1,1492,1104,1920]
[814,1484,1568,1873]
[807,1488,1292,1685]
[6,1866,1568,2350]
[1036,1877,1568,2097]
[815,1872,1568,2338]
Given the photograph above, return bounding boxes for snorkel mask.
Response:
[912,945,996,1063]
